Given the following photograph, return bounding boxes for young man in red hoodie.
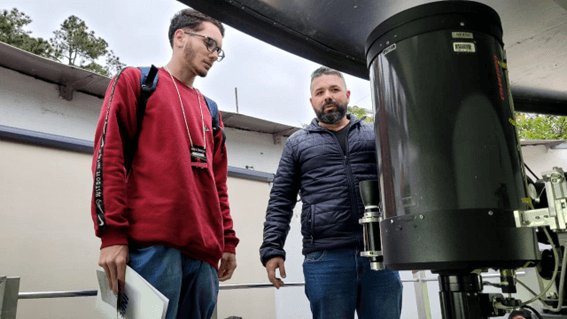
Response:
[91,9,239,319]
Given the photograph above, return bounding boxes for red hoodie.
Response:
[91,67,239,269]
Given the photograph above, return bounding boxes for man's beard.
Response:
[184,45,207,77]
[316,101,347,124]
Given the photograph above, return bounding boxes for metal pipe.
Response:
[218,282,305,290]
[16,272,526,299]
[18,290,98,299]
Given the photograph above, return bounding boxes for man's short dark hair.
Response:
[310,66,347,92]
[168,9,225,48]
[509,309,532,319]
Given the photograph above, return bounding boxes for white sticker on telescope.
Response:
[453,42,476,53]
[452,32,473,39]
[383,43,396,56]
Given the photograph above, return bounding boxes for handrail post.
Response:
[211,304,218,319]
[413,271,432,319]
[1,276,20,319]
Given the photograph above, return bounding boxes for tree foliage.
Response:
[50,15,125,76]
[348,105,374,122]
[0,8,124,76]
[516,113,567,140]
[0,8,54,58]
[51,15,107,65]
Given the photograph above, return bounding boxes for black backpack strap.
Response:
[203,95,219,131]
[125,65,159,171]
[138,65,159,127]
[203,95,226,156]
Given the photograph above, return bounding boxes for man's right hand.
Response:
[265,257,286,289]
[98,245,129,295]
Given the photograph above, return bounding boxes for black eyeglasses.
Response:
[183,31,225,62]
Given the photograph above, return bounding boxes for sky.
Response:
[2,0,375,128]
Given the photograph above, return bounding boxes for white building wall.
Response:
[0,140,101,319]
[0,66,288,173]
[224,126,287,173]
[522,144,567,178]
[0,67,101,140]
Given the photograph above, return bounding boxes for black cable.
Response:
[525,163,540,181]
[521,305,543,319]
[482,281,504,288]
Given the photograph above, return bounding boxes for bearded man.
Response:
[260,66,403,319]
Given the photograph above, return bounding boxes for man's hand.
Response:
[266,257,286,289]
[218,252,237,282]
[99,245,129,295]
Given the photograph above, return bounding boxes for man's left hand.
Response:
[218,252,237,281]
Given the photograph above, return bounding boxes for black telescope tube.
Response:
[365,1,538,271]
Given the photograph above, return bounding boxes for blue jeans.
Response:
[303,248,403,319]
[128,245,219,319]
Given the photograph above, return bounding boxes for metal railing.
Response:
[18,290,98,299]
[15,282,308,300]
[1,272,525,319]
[14,273,515,299]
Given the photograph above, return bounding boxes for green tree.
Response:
[348,105,374,122]
[1,9,124,76]
[50,15,124,76]
[104,50,126,76]
[0,8,54,58]
[0,8,30,43]
[516,113,567,140]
